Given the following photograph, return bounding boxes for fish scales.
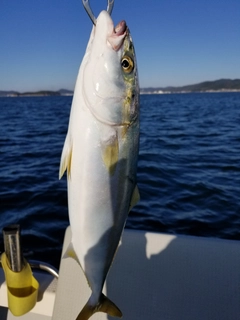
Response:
[59,10,139,320]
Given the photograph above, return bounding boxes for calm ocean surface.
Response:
[0,93,240,267]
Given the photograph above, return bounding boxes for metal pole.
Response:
[3,224,24,272]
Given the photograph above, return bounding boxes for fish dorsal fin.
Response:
[59,134,72,179]
[129,185,140,211]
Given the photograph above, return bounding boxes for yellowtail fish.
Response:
[59,9,139,320]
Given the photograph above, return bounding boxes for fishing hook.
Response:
[82,0,114,25]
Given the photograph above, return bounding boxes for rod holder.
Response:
[3,224,24,272]
[1,224,39,316]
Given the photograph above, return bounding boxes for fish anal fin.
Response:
[63,242,79,263]
[64,242,93,290]
[59,135,73,180]
[129,185,140,211]
[76,293,122,320]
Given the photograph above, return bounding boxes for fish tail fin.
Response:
[98,293,122,318]
[76,293,122,320]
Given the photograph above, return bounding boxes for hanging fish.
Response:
[59,4,139,319]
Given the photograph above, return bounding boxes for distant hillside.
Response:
[0,90,19,97]
[140,79,240,94]
[1,79,240,97]
[0,89,73,97]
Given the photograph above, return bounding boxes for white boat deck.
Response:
[53,227,240,320]
[1,227,240,319]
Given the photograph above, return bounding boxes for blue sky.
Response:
[1,0,240,91]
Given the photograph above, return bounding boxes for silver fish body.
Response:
[60,10,139,320]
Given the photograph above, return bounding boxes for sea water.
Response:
[0,93,240,267]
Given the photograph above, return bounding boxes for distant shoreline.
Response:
[140,89,240,95]
[1,90,240,98]
[140,79,240,95]
[0,90,73,98]
[1,79,240,97]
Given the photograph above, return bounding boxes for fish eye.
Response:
[121,56,134,74]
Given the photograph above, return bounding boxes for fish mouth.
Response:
[114,20,127,36]
[108,20,127,51]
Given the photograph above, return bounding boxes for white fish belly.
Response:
[68,105,136,296]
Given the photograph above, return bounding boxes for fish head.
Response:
[82,10,139,126]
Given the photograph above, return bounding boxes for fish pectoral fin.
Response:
[76,293,122,320]
[101,135,119,175]
[59,134,73,179]
[129,185,140,211]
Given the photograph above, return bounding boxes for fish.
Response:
[59,10,139,320]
